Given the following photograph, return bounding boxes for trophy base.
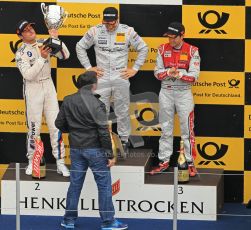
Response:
[43,38,62,55]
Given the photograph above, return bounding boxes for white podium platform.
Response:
[1,150,224,220]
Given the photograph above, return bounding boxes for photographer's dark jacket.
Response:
[55,88,113,158]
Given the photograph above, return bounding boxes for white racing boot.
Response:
[57,159,70,177]
[25,160,32,175]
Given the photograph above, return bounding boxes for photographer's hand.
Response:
[107,157,116,168]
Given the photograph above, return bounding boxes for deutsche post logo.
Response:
[135,107,161,132]
[72,75,78,88]
[10,39,22,62]
[198,10,229,34]
[228,79,240,88]
[197,142,228,165]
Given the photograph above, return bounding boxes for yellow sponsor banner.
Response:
[0,98,180,136]
[57,68,83,100]
[128,37,166,71]
[194,137,244,171]
[192,71,244,105]
[246,0,251,6]
[244,105,251,138]
[244,171,251,204]
[183,6,245,39]
[0,164,9,194]
[0,99,49,133]
[130,102,181,136]
[57,2,118,36]
[245,40,251,72]
[0,34,22,68]
[0,164,8,180]
[0,34,56,68]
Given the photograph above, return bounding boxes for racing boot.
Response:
[149,161,169,175]
[57,159,70,177]
[188,163,197,177]
[121,141,130,159]
[25,159,32,175]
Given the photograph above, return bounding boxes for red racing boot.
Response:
[188,164,198,177]
[149,161,169,175]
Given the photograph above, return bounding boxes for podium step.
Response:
[1,149,223,220]
[145,168,224,186]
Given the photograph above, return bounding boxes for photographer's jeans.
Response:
[63,148,115,225]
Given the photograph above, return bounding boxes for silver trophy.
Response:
[41,3,67,54]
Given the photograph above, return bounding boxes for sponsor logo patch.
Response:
[27,51,32,57]
[98,40,108,44]
[164,51,171,57]
[180,52,188,61]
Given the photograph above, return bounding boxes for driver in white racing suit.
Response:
[15,19,70,177]
[76,7,148,155]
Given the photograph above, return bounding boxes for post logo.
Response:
[197,142,228,165]
[228,79,240,88]
[9,39,22,62]
[135,107,161,132]
[198,10,229,34]
[72,75,78,88]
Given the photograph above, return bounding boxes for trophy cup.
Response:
[41,3,67,54]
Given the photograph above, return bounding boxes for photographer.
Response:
[55,71,128,229]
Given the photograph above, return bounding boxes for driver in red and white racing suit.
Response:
[150,22,200,177]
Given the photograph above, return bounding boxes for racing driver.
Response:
[15,19,70,177]
[76,7,148,156]
[150,22,200,177]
